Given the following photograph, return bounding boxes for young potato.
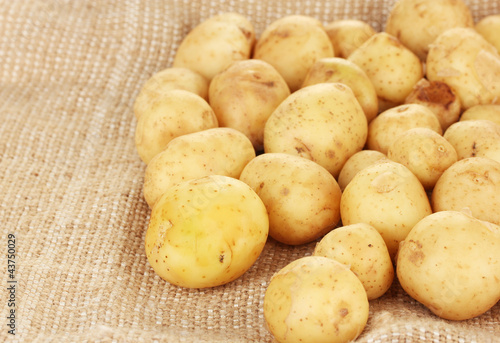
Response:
[385,0,474,60]
[340,160,432,259]
[173,13,254,81]
[143,128,256,208]
[397,211,500,320]
[426,27,500,110]
[239,153,341,245]
[264,83,368,178]
[301,57,379,123]
[253,15,334,92]
[314,223,394,300]
[367,104,442,155]
[145,175,269,289]
[208,59,290,151]
[348,32,423,111]
[324,19,376,58]
[460,104,500,126]
[404,78,462,131]
[387,127,458,190]
[337,150,388,191]
[475,14,500,53]
[134,89,218,164]
[443,119,500,163]
[133,67,208,119]
[432,157,500,225]
[264,256,369,343]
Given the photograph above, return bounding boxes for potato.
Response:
[253,15,334,92]
[443,119,500,163]
[404,78,461,131]
[387,127,458,190]
[208,59,290,151]
[397,211,500,320]
[264,256,369,343]
[475,14,500,53]
[145,175,268,288]
[348,32,423,111]
[143,128,256,208]
[133,67,208,119]
[324,19,376,58]
[313,223,394,300]
[340,160,432,259]
[426,27,500,110]
[367,104,442,155]
[460,104,500,126]
[134,89,218,164]
[337,150,388,191]
[264,83,368,178]
[385,0,473,60]
[173,13,254,80]
[239,153,341,245]
[431,157,500,226]
[301,57,378,123]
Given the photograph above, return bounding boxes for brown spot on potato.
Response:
[339,308,349,317]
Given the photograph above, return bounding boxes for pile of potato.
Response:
[133,0,500,342]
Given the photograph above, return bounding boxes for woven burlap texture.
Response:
[0,0,499,342]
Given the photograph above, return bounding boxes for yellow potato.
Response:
[475,14,500,53]
[145,175,268,288]
[314,223,394,300]
[460,104,500,126]
[239,153,341,245]
[264,256,369,343]
[397,211,500,320]
[337,150,388,191]
[143,128,256,208]
[324,19,376,58]
[134,89,218,164]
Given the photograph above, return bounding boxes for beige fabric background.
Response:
[0,0,499,342]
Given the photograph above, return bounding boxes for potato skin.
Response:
[475,14,500,53]
[338,150,388,191]
[460,104,500,126]
[324,19,376,58]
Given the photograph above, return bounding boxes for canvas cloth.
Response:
[0,0,499,342]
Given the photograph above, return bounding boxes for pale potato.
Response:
[264,256,369,343]
[387,127,458,190]
[338,150,388,191]
[239,153,341,245]
[264,83,368,178]
[431,157,500,225]
[208,59,290,151]
[143,128,256,208]
[314,223,394,300]
[460,104,500,126]
[135,89,218,164]
[324,19,376,58]
[340,160,432,259]
[397,211,500,320]
[475,14,500,53]
[145,175,268,288]
[253,15,334,92]
[367,104,442,155]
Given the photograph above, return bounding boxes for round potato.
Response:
[208,59,290,151]
[397,211,500,320]
[431,157,500,226]
[134,89,218,164]
[460,104,500,126]
[337,150,388,191]
[143,128,256,208]
[314,223,394,300]
[145,175,268,289]
[264,83,368,178]
[264,256,369,343]
[239,153,341,245]
[324,19,376,58]
[475,14,500,53]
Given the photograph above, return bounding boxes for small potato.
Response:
[397,211,500,320]
[475,14,500,53]
[340,160,432,259]
[324,19,376,58]
[208,59,290,151]
[239,153,341,245]
[145,175,268,288]
[432,157,500,226]
[460,104,500,126]
[253,15,334,92]
[143,128,256,208]
[338,150,388,191]
[134,90,218,164]
[301,57,379,123]
[367,104,442,155]
[133,67,208,119]
[387,127,458,190]
[314,223,394,300]
[264,256,369,343]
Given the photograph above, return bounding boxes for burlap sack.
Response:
[0,0,499,342]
